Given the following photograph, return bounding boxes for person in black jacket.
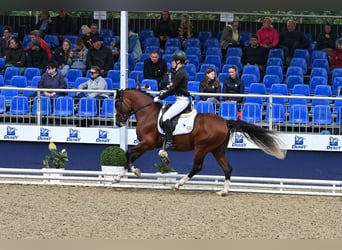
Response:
[86,36,114,76]
[154,11,176,50]
[153,50,190,150]
[279,19,310,64]
[25,39,48,74]
[199,67,221,104]
[222,65,244,111]
[242,34,268,80]
[143,50,167,90]
[317,23,337,60]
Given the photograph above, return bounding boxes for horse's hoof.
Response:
[133,168,141,177]
[216,191,228,196]
[172,184,180,191]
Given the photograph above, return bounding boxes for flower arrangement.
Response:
[43,142,69,169]
[154,150,175,173]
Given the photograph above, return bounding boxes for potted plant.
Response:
[100,146,127,183]
[43,142,69,169]
[42,142,68,184]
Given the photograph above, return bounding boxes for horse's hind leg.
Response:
[212,146,232,196]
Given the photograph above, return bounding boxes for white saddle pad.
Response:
[157,109,197,135]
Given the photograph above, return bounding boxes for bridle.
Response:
[115,90,154,125]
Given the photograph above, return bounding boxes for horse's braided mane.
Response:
[126,88,154,99]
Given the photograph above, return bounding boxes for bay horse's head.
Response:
[114,89,156,127]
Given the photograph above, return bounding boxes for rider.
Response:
[153,50,190,150]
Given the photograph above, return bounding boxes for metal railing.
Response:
[1,167,341,196]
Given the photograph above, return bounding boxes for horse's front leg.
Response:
[125,142,153,177]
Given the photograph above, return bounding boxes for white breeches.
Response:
[162,96,190,121]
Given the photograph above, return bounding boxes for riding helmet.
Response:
[171,50,187,63]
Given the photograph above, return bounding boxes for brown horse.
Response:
[114,89,286,196]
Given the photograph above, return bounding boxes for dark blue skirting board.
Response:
[1,141,341,180]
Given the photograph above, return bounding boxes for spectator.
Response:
[74,65,109,110]
[220,20,241,56]
[38,60,67,99]
[222,65,244,111]
[53,39,72,76]
[128,28,142,63]
[279,19,310,64]
[242,34,268,80]
[178,14,193,49]
[256,17,279,50]
[89,23,100,39]
[25,39,48,74]
[4,37,26,74]
[53,11,77,43]
[331,38,342,71]
[317,23,337,60]
[34,11,56,38]
[86,35,113,76]
[69,38,88,74]
[199,67,221,105]
[80,25,92,49]
[143,50,167,90]
[0,26,13,57]
[27,30,52,59]
[154,11,176,50]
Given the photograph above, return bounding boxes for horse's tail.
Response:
[227,120,286,160]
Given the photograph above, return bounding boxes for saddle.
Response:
[157,103,197,136]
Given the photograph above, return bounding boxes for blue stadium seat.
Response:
[242,102,262,122]
[204,55,222,72]
[226,47,243,58]
[100,98,114,118]
[184,63,197,81]
[268,48,285,63]
[76,97,98,117]
[242,65,260,82]
[265,65,283,83]
[264,103,285,123]
[8,95,29,115]
[53,96,74,116]
[196,101,215,114]
[140,79,158,91]
[219,101,237,120]
[31,96,52,116]
[241,73,258,92]
[288,104,309,124]
[293,49,310,65]
[24,67,41,85]
[263,74,281,92]
[285,75,304,93]
[225,57,243,72]
[312,104,332,125]
[290,57,307,75]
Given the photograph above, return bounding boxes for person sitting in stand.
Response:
[86,35,113,77]
[153,50,190,150]
[38,60,67,101]
[331,38,342,71]
[25,39,48,75]
[178,14,193,49]
[53,38,72,76]
[279,19,310,64]
[27,29,52,59]
[220,20,241,57]
[199,67,221,105]
[143,50,168,90]
[317,22,337,61]
[69,38,88,75]
[242,34,268,80]
[256,17,279,52]
[74,65,109,111]
[4,37,26,74]
[34,10,56,38]
[0,26,14,58]
[222,65,245,116]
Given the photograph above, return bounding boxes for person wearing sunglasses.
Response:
[74,65,109,111]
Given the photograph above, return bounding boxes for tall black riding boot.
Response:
[163,119,176,150]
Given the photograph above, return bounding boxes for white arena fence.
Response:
[1,87,342,197]
[0,168,342,197]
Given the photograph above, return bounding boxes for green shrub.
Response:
[100,146,127,166]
